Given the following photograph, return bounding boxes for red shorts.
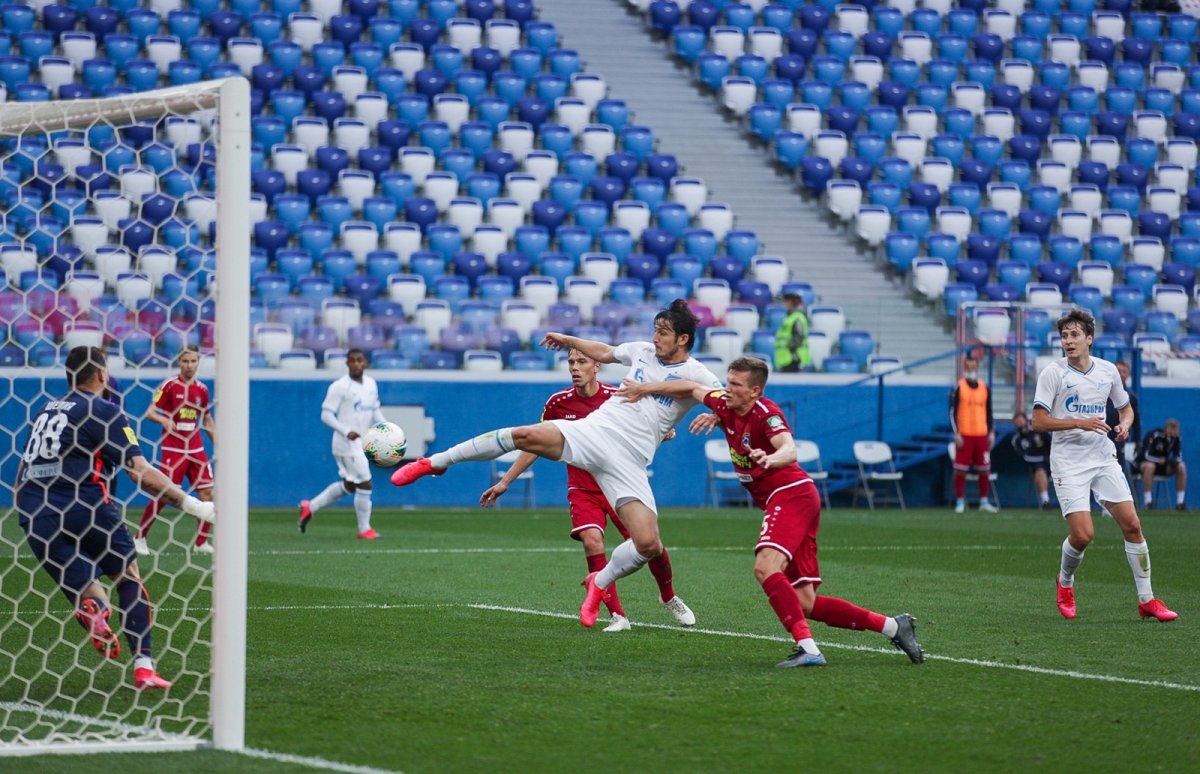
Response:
[160,449,214,490]
[954,435,991,472]
[756,482,822,588]
[568,488,629,541]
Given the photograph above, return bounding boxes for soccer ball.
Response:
[362,422,407,467]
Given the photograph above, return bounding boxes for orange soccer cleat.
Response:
[134,667,172,691]
[75,598,120,660]
[357,528,379,540]
[1056,577,1077,619]
[390,457,444,487]
[1137,598,1178,622]
[580,571,611,628]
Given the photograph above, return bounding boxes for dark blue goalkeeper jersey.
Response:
[15,390,144,518]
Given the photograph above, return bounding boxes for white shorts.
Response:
[1052,462,1132,518]
[550,419,657,515]
[335,451,372,484]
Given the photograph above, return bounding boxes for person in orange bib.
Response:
[950,355,997,513]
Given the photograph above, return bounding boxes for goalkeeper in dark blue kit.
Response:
[15,347,215,690]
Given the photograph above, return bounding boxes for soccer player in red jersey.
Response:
[619,357,925,667]
[480,349,693,631]
[135,346,216,556]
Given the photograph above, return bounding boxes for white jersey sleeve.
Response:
[1033,362,1061,414]
[1108,366,1130,410]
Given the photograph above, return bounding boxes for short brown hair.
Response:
[66,346,106,388]
[729,356,769,389]
[1165,418,1180,431]
[1056,309,1095,338]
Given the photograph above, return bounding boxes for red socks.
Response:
[809,595,886,633]
[953,472,966,499]
[649,547,676,603]
[978,472,990,498]
[761,572,812,642]
[587,553,624,617]
[196,520,212,546]
[137,500,163,541]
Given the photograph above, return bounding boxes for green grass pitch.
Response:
[5,505,1199,772]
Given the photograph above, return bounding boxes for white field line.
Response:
[465,603,1200,694]
[1,702,404,773]
[173,544,1055,558]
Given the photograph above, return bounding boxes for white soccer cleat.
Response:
[954,501,965,514]
[602,614,631,632]
[662,596,696,627]
[978,502,999,513]
[193,542,214,555]
[133,538,150,556]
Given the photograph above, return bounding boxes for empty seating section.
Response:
[0,0,858,370]
[644,0,1200,373]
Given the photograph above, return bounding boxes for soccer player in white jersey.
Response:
[299,349,386,539]
[1032,310,1177,622]
[393,299,722,627]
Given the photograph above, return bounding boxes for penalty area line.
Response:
[237,746,406,774]
[466,604,1200,694]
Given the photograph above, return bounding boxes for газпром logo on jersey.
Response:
[1064,393,1105,415]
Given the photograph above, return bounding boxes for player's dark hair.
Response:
[653,299,699,351]
[729,356,769,388]
[346,348,367,361]
[1056,309,1095,339]
[66,346,106,388]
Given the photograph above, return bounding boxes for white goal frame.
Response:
[0,77,249,755]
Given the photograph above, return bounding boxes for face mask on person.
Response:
[964,370,978,380]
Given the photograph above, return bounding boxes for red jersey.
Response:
[702,391,811,509]
[542,382,617,492]
[151,375,210,453]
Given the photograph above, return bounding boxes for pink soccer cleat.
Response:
[1056,576,1077,619]
[390,457,443,486]
[134,667,172,691]
[75,598,120,660]
[357,528,379,540]
[580,572,610,628]
[298,500,313,533]
[1137,598,1178,622]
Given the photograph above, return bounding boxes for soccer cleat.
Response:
[1056,576,1077,619]
[954,501,965,514]
[978,502,999,513]
[74,599,120,660]
[662,596,696,627]
[390,457,444,487]
[133,667,172,691]
[1176,503,1187,512]
[1137,598,1179,622]
[775,644,826,668]
[357,528,379,540]
[579,571,610,628]
[133,538,150,556]
[298,500,313,533]
[193,542,214,555]
[602,614,631,633]
[889,613,925,664]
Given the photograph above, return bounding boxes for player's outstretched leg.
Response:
[392,428,517,486]
[74,598,120,660]
[808,596,924,664]
[116,578,171,690]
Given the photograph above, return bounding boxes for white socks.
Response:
[1178,491,1186,506]
[1124,540,1154,603]
[134,655,154,671]
[1143,492,1153,506]
[881,617,899,639]
[1059,538,1085,588]
[310,482,349,513]
[596,540,649,588]
[354,490,372,533]
[430,427,515,470]
[798,637,820,655]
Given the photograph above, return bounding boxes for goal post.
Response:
[0,77,249,755]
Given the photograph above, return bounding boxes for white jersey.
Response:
[322,374,384,456]
[574,342,722,464]
[1033,357,1129,477]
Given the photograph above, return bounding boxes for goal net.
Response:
[0,78,249,755]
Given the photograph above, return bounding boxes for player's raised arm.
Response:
[540,332,617,364]
[480,451,539,507]
[616,378,709,404]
